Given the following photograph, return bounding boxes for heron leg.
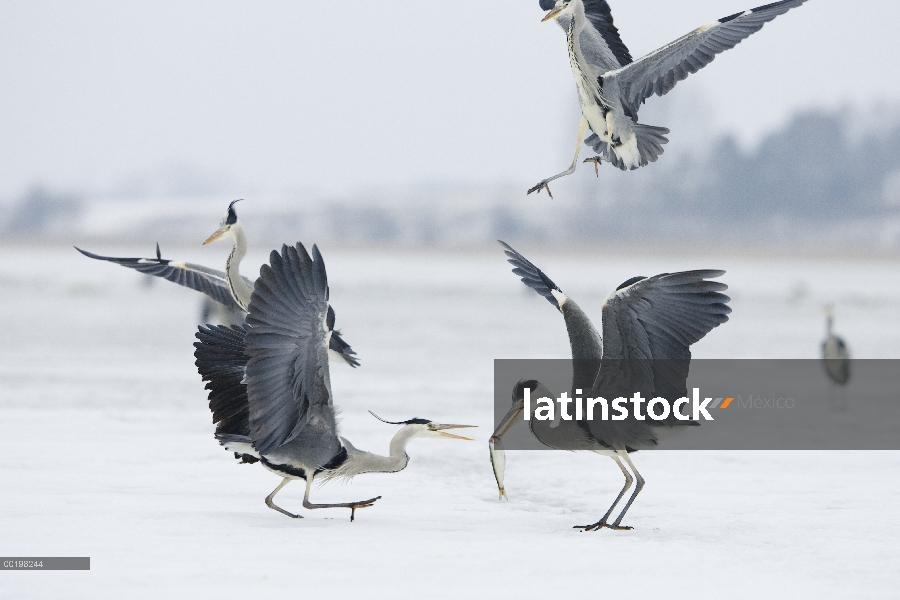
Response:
[608,450,645,530]
[584,156,602,176]
[301,477,381,522]
[574,453,632,532]
[527,116,589,198]
[265,477,303,518]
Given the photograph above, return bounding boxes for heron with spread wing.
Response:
[490,241,730,530]
[194,242,475,520]
[528,0,808,197]
[76,200,359,367]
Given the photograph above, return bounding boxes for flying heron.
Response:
[194,242,474,520]
[75,200,359,366]
[822,305,850,411]
[528,0,808,197]
[490,241,731,529]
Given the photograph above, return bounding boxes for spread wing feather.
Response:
[244,243,336,456]
[76,245,360,366]
[597,270,731,406]
[498,240,562,311]
[75,245,251,313]
[606,0,807,116]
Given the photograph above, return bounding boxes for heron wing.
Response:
[194,324,250,438]
[499,241,602,370]
[244,242,336,456]
[499,240,562,311]
[578,0,633,73]
[75,245,251,312]
[606,0,807,117]
[543,0,632,72]
[77,245,361,364]
[597,270,731,402]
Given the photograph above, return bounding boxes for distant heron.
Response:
[822,305,850,386]
[75,201,359,367]
[194,242,474,519]
[490,241,730,529]
[528,0,808,197]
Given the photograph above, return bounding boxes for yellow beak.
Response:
[541,7,563,22]
[203,227,228,245]
[434,424,477,441]
[491,404,524,439]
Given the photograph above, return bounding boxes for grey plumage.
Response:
[822,307,850,386]
[245,243,338,459]
[492,241,731,529]
[75,202,360,367]
[75,244,252,314]
[193,242,474,520]
[529,0,808,195]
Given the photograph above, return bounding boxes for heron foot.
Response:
[573,521,606,532]
[583,156,602,176]
[348,496,381,522]
[527,181,554,199]
[573,521,632,532]
[265,501,304,519]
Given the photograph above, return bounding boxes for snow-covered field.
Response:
[2,242,899,598]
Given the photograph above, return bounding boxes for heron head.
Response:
[541,0,573,22]
[491,379,540,439]
[203,199,243,245]
[368,412,475,440]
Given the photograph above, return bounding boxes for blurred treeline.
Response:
[4,106,900,249]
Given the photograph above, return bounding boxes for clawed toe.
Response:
[527,182,554,199]
[583,157,602,176]
[573,521,632,532]
[348,496,382,522]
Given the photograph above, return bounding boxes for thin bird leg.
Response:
[265,477,303,518]
[609,450,645,530]
[584,155,602,176]
[301,477,381,522]
[527,116,590,198]
[574,452,632,532]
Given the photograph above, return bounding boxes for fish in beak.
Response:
[489,401,525,499]
[432,423,476,441]
[203,226,229,245]
[489,436,507,500]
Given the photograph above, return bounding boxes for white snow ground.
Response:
[2,243,899,598]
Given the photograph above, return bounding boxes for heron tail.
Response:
[630,124,669,169]
[585,124,669,171]
[215,433,260,463]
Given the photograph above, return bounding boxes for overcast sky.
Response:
[1,0,899,199]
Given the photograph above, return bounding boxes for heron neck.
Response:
[226,222,253,310]
[351,427,417,475]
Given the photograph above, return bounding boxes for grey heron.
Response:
[194,242,475,520]
[75,200,359,367]
[528,0,808,197]
[822,305,850,386]
[490,241,730,529]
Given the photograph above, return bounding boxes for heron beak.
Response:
[433,424,476,441]
[491,404,523,440]
[541,8,563,22]
[203,226,228,245]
